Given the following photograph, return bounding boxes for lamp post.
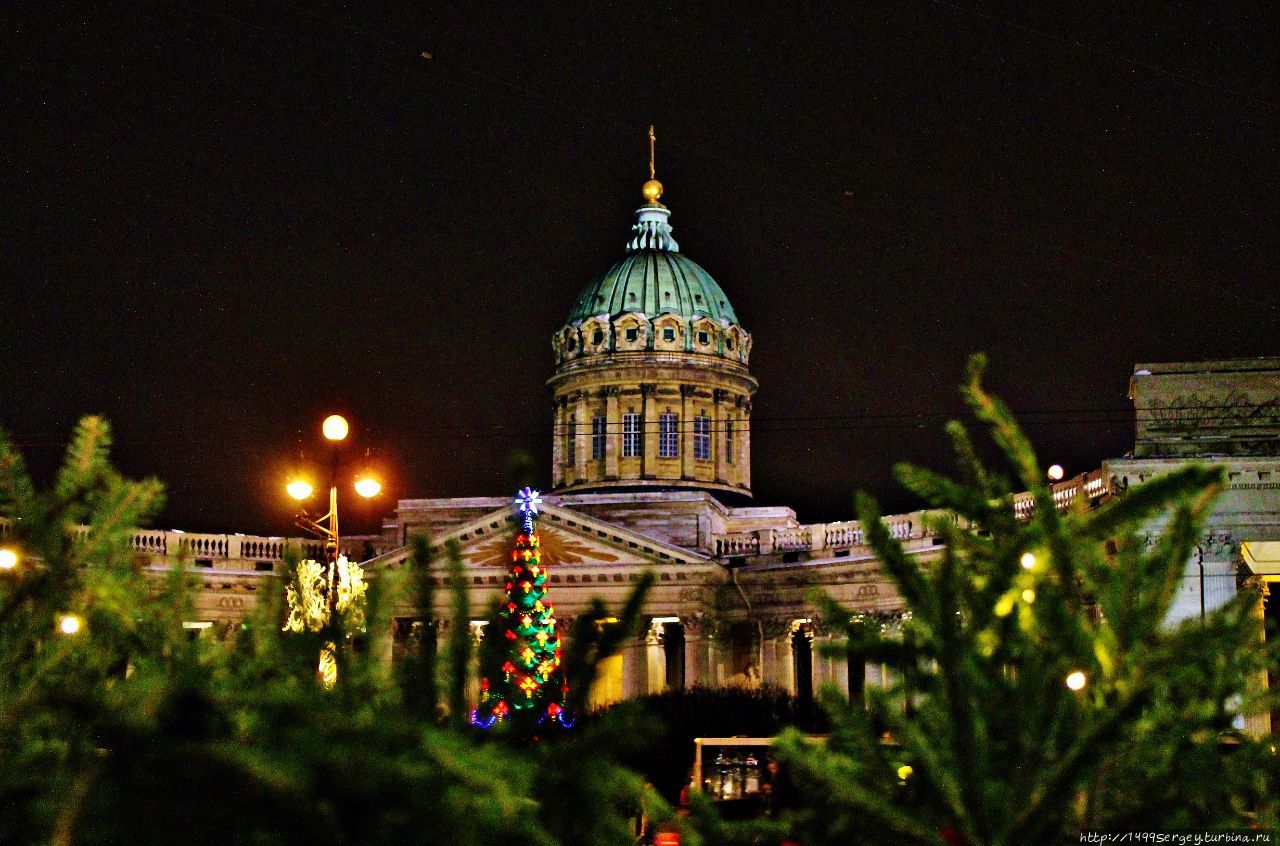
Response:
[286,414,381,627]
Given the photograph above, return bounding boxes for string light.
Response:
[58,614,83,636]
[1066,670,1087,691]
[1020,552,1036,570]
[473,488,569,728]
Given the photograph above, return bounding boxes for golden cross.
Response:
[648,125,656,180]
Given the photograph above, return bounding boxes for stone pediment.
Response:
[365,502,713,572]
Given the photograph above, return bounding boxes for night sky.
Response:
[5,3,1278,536]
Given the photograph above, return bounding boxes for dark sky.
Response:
[4,2,1278,536]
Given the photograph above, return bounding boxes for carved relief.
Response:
[466,524,623,567]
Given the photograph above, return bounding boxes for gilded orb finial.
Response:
[643,125,663,204]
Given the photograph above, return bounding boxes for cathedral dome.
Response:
[566,237,740,326]
[547,169,757,498]
[553,200,751,365]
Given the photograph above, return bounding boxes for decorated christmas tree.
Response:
[472,487,571,730]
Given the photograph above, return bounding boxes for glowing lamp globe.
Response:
[1065,670,1087,691]
[58,614,82,636]
[322,414,349,441]
[1020,552,1036,570]
[354,477,381,498]
[1047,464,1064,481]
[287,480,313,501]
[0,549,16,570]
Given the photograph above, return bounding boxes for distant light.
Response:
[1021,589,1036,604]
[0,549,16,570]
[1020,552,1036,570]
[58,614,83,636]
[322,414,349,441]
[354,477,381,498]
[1066,670,1087,691]
[182,621,213,630]
[1047,464,1065,481]
[897,764,913,781]
[287,480,313,501]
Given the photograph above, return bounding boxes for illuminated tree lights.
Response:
[472,489,571,729]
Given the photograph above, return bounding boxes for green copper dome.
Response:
[565,203,740,326]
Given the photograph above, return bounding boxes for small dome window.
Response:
[663,327,676,342]
[567,337,577,351]
[694,294,703,304]
[596,295,605,304]
[664,291,671,299]
[592,330,604,345]
[726,338,734,351]
[628,292,636,302]
[625,328,638,342]
[698,331,709,345]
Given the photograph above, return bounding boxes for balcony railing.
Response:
[0,519,393,569]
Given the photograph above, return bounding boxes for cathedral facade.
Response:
[12,172,1277,734]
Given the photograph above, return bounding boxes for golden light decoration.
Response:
[1021,589,1036,604]
[0,548,17,570]
[283,556,368,634]
[1020,552,1036,570]
[286,479,313,501]
[1066,670,1087,691]
[897,764,913,781]
[58,614,83,635]
[354,476,381,498]
[322,414,349,441]
[318,642,338,690]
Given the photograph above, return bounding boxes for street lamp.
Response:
[0,548,17,570]
[286,413,381,613]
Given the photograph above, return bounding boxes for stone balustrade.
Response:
[714,509,947,560]
[0,518,392,569]
[1012,468,1112,519]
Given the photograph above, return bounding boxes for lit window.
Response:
[698,331,709,345]
[591,416,606,460]
[659,413,679,458]
[726,419,734,463]
[663,327,675,342]
[623,413,642,458]
[566,419,576,466]
[694,416,711,460]
[625,327,638,342]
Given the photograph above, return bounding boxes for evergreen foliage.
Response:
[473,524,567,730]
[0,418,658,845]
[750,355,1279,845]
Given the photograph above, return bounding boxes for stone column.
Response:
[572,392,588,482]
[683,615,712,688]
[712,389,728,485]
[640,383,658,479]
[604,386,620,480]
[680,385,697,480]
[760,619,792,690]
[551,398,566,487]
[740,398,752,489]
[646,621,666,695]
[622,634,649,699]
